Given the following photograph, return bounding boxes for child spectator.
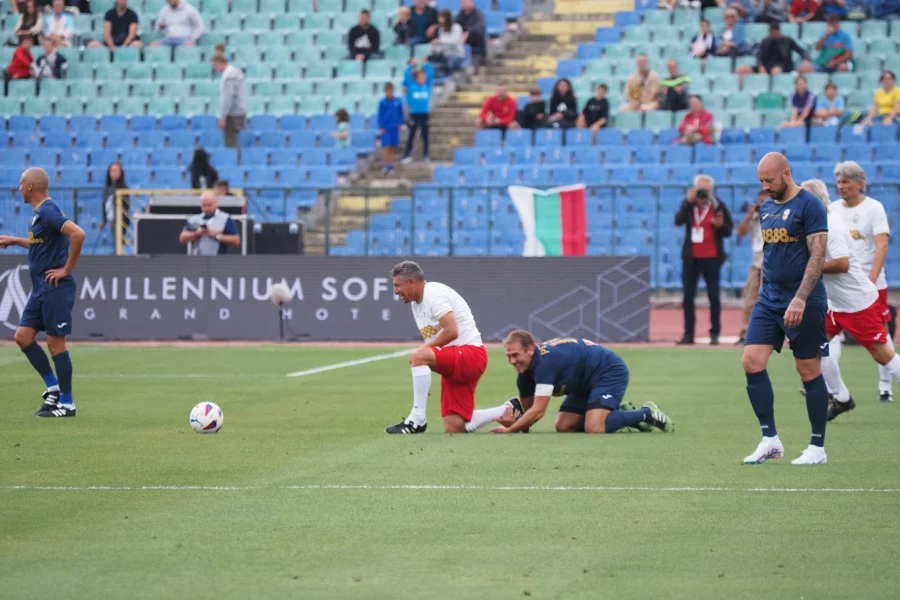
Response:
[678,95,714,145]
[789,0,818,22]
[781,75,816,128]
[32,37,66,79]
[402,60,433,163]
[814,82,844,126]
[576,84,609,136]
[546,78,578,129]
[393,6,415,46]
[5,36,33,86]
[516,87,546,130]
[690,19,716,58]
[331,108,352,149]
[378,82,404,174]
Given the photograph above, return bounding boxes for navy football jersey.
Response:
[758,188,828,309]
[28,199,73,297]
[516,338,623,398]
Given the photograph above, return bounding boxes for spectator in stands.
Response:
[378,81,404,174]
[716,9,746,58]
[674,174,733,346]
[690,19,716,59]
[813,81,844,126]
[546,78,578,130]
[728,0,756,22]
[735,189,767,345]
[87,0,142,50]
[189,148,218,190]
[661,59,690,112]
[455,0,486,61]
[348,10,381,62]
[4,36,33,88]
[861,70,900,127]
[517,87,546,130]
[816,0,847,19]
[211,52,247,149]
[179,191,241,256]
[402,60,433,163]
[213,180,230,197]
[781,75,816,128]
[678,95,715,145]
[429,9,465,77]
[754,0,789,24]
[9,0,42,47]
[798,14,852,74]
[410,0,439,44]
[735,23,806,76]
[43,0,74,49]
[331,108,352,149]
[152,0,204,48]
[478,83,518,131]
[575,84,609,136]
[100,161,129,237]
[788,0,818,22]
[393,6,415,46]
[621,54,660,113]
[872,0,900,19]
[31,37,66,79]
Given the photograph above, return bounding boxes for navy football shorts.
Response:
[19,280,76,336]
[744,301,828,359]
[559,362,630,414]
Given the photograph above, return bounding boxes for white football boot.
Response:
[743,436,784,464]
[791,445,827,465]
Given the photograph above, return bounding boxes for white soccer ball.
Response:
[268,282,291,306]
[190,402,224,434]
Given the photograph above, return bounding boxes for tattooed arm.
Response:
[784,233,827,328]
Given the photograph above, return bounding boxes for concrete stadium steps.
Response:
[553,0,633,14]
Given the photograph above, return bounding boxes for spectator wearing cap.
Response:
[813,81,844,126]
[678,95,714,145]
[735,22,807,76]
[781,75,816,128]
[455,0,486,61]
[798,14,852,74]
[716,9,746,57]
[212,52,247,148]
[516,87,546,130]
[88,0,143,50]
[620,54,660,113]
[661,59,690,112]
[348,10,381,62]
[477,84,519,130]
[152,0,204,48]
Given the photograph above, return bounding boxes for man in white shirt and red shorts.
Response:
[800,180,900,423]
[385,260,519,434]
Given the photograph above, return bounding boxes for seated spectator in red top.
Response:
[5,36,34,81]
[679,95,714,145]
[789,0,818,22]
[477,84,519,130]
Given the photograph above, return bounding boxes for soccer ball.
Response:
[268,282,291,306]
[190,402,224,434]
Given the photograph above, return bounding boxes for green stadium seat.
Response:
[727,93,752,111]
[336,59,363,80]
[382,45,408,62]
[805,73,828,92]
[642,10,670,26]
[268,96,298,115]
[801,21,826,40]
[283,30,314,46]
[743,74,770,94]
[602,44,631,61]
[131,81,160,97]
[316,0,343,12]
[365,60,393,80]
[332,13,358,31]
[202,0,231,14]
[199,33,228,46]
[113,47,141,63]
[117,97,146,116]
[192,80,220,97]
[710,74,738,94]
[244,14,271,31]
[704,7,725,26]
[7,79,35,98]
[734,55,756,69]
[69,81,98,98]
[743,23,768,42]
[231,0,258,13]
[689,74,712,92]
[652,28,680,44]
[55,97,85,116]
[144,46,172,63]
[23,96,54,116]
[372,0,399,13]
[345,0,371,12]
[90,97,116,115]
[229,31,257,46]
[316,79,342,97]
[704,58,731,75]
[65,62,91,79]
[259,0,287,12]
[756,92,784,110]
[93,64,124,82]
[82,47,111,64]
[0,97,22,116]
[846,90,870,110]
[861,20,888,38]
[868,38,897,58]
[124,62,153,80]
[829,72,857,91]
[317,30,342,46]
[759,109,785,127]
[264,45,293,63]
[644,111,672,131]
[178,96,208,116]
[322,46,348,62]
[770,74,795,95]
[252,81,282,96]
[284,81,315,96]
[300,97,328,114]
[75,13,94,33]
[301,61,332,81]
[39,79,68,98]
[356,96,379,115]
[780,23,799,38]
[854,54,882,73]
[247,95,268,115]
[345,80,374,97]
[304,12,332,30]
[703,94,726,110]
[622,26,649,43]
[272,16,302,31]
[612,112,642,131]
[184,63,214,80]
[175,46,206,63]
[147,97,177,116]
[584,59,613,78]
[672,9,700,26]
[245,62,274,80]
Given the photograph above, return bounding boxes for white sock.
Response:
[821,354,851,402]
[47,384,59,392]
[465,403,510,433]
[882,354,900,386]
[829,335,842,363]
[878,336,895,394]
[407,365,431,426]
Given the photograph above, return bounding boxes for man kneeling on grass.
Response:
[491,330,675,434]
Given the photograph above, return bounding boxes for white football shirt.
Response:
[411,281,483,347]
[824,213,879,314]
[749,211,764,268]
[830,196,890,290]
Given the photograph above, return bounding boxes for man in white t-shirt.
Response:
[736,189,767,345]
[801,180,900,422]
[830,161,893,403]
[385,261,518,434]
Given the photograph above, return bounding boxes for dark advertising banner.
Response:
[0,256,650,342]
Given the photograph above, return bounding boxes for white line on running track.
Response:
[285,349,411,378]
[2,484,898,493]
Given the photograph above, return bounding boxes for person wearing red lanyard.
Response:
[674,175,734,345]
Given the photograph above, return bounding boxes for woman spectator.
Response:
[813,82,844,126]
[100,162,130,238]
[781,75,816,128]
[690,19,716,59]
[789,0,818,22]
[546,78,578,129]
[8,0,42,47]
[429,9,465,77]
[716,10,745,58]
[861,70,900,127]
[189,148,219,190]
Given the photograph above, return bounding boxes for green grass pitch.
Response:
[1,344,899,599]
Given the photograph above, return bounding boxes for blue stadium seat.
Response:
[634,146,662,164]
[534,128,563,147]
[871,124,898,143]
[90,149,120,167]
[815,145,841,164]
[505,129,532,147]
[778,128,806,145]
[596,128,625,146]
[189,115,218,131]
[572,146,601,166]
[627,130,654,146]
[455,148,480,165]
[30,149,59,167]
[515,147,540,165]
[69,115,97,132]
[136,131,166,148]
[8,116,36,131]
[566,128,593,146]
[748,127,776,144]
[604,146,633,165]
[786,146,814,163]
[723,145,752,165]
[657,128,680,145]
[719,128,745,144]
[843,143,873,162]
[474,129,502,147]
[39,116,67,134]
[838,127,868,144]
[808,127,837,144]
[167,131,197,149]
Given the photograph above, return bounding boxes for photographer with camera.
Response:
[179,190,240,256]
[674,174,733,345]
[735,188,767,345]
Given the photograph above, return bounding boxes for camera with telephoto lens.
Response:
[695,189,709,201]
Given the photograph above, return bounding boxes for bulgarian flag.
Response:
[508,184,587,257]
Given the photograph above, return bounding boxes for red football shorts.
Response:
[827,301,889,350]
[431,344,488,421]
[876,288,891,322]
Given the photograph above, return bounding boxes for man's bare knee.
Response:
[584,422,607,434]
[13,328,35,348]
[409,347,435,367]
[795,359,821,382]
[443,415,467,433]
[46,335,67,356]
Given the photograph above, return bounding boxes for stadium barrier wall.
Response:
[0,256,651,342]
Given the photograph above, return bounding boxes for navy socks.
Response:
[746,370,777,437]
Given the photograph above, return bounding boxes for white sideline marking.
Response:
[2,484,898,493]
[285,349,411,378]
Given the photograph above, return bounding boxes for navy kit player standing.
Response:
[742,153,830,465]
[0,168,85,417]
[492,330,674,434]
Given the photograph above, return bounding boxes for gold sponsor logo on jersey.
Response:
[27,232,42,244]
[850,230,864,240]
[762,228,799,244]
[419,324,438,339]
